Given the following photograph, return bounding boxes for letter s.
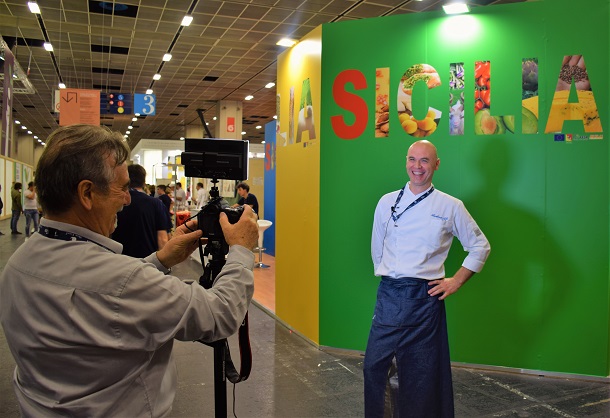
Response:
[331,70,368,140]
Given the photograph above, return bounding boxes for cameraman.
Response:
[0,124,259,417]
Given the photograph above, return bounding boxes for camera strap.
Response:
[224,312,252,383]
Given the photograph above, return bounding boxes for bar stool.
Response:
[254,219,273,268]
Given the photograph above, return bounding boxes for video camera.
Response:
[181,137,253,409]
[181,138,249,245]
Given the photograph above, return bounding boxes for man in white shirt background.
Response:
[195,182,209,210]
[173,182,187,211]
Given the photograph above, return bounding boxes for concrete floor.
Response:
[0,217,609,417]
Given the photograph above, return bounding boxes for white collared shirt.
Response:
[372,183,490,279]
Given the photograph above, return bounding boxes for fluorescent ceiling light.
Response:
[58,82,66,89]
[163,53,172,61]
[28,2,40,14]
[27,131,32,134]
[146,89,153,94]
[132,117,138,121]
[21,126,27,130]
[276,38,297,47]
[443,3,470,14]
[34,135,38,139]
[245,95,254,101]
[256,125,262,129]
[179,137,185,140]
[181,15,193,26]
[265,82,275,88]
[153,73,161,80]
[44,42,53,51]
[241,131,246,135]
[128,126,133,130]
[14,120,20,124]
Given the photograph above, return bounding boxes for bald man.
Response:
[365,140,491,417]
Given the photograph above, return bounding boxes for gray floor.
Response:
[0,217,609,417]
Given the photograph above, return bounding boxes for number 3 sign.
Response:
[134,93,156,116]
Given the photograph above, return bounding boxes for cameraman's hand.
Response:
[157,220,204,268]
[220,204,259,250]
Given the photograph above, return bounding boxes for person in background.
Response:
[148,184,156,197]
[234,182,259,215]
[195,182,209,210]
[23,182,40,238]
[10,182,22,235]
[157,184,173,232]
[174,182,187,212]
[0,123,259,417]
[112,165,171,257]
[364,140,491,418]
[0,185,4,235]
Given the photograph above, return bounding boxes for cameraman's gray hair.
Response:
[36,124,130,216]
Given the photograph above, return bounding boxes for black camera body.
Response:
[197,197,243,241]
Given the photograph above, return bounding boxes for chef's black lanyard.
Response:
[391,186,434,223]
[38,225,116,253]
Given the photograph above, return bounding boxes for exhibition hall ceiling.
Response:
[0,0,525,150]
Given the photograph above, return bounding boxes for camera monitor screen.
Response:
[181,138,249,180]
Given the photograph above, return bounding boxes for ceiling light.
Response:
[146,89,153,94]
[34,135,38,139]
[241,131,246,135]
[256,125,262,129]
[125,131,131,134]
[181,15,193,26]
[245,95,254,101]
[163,53,172,61]
[58,82,66,89]
[28,2,40,14]
[132,117,137,121]
[124,135,128,138]
[213,116,217,121]
[21,126,27,130]
[41,142,46,146]
[128,126,133,130]
[27,131,32,134]
[276,38,297,47]
[14,120,20,124]
[44,42,53,51]
[153,73,161,80]
[273,115,277,119]
[265,82,275,88]
[179,137,185,140]
[443,2,470,14]
[261,141,266,144]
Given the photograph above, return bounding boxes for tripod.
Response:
[197,181,251,418]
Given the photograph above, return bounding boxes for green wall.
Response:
[319,0,609,377]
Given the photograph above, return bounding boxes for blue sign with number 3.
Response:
[134,94,156,116]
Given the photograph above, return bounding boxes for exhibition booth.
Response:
[268,0,609,379]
